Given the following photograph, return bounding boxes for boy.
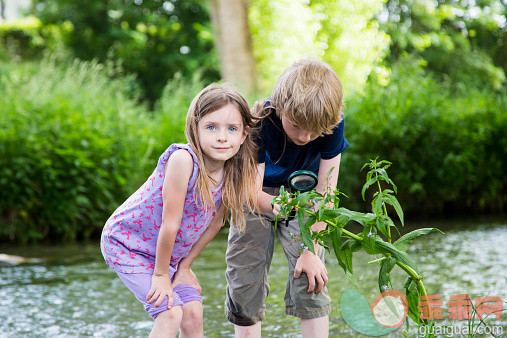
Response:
[225,59,349,337]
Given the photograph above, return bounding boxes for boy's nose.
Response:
[298,132,311,144]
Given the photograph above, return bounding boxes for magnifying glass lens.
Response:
[288,170,318,192]
[290,175,316,190]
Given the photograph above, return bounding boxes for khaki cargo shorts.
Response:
[224,187,331,326]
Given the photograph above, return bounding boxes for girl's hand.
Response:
[172,267,202,295]
[294,250,328,294]
[147,274,173,309]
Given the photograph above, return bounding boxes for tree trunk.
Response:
[0,1,5,20]
[208,0,257,94]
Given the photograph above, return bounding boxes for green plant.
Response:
[342,58,507,215]
[0,57,153,243]
[274,158,444,335]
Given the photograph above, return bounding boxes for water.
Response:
[1,218,506,337]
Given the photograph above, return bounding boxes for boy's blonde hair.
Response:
[185,84,258,231]
[270,59,344,134]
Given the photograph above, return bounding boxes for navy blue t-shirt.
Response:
[256,104,349,188]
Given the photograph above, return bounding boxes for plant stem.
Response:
[396,261,427,298]
[303,209,363,242]
[368,257,387,264]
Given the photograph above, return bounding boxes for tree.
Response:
[380,0,506,89]
[249,0,389,94]
[209,0,258,93]
[31,0,219,104]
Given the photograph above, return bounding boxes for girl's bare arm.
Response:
[147,149,193,309]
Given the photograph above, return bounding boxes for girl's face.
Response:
[198,103,248,165]
[281,113,322,146]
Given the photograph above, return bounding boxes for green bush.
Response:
[30,0,220,104]
[150,72,206,156]
[0,58,154,243]
[0,16,70,61]
[341,58,507,215]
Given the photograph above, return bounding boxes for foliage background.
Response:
[0,0,505,242]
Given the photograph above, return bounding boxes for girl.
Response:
[101,84,258,337]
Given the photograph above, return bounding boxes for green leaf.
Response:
[382,194,404,226]
[334,214,350,229]
[297,192,312,209]
[405,278,424,325]
[377,168,397,193]
[375,215,390,238]
[361,176,378,200]
[361,233,383,255]
[333,236,356,280]
[375,239,420,273]
[330,227,342,259]
[299,209,315,254]
[372,193,384,216]
[318,208,347,223]
[343,238,362,252]
[317,207,325,222]
[338,209,376,227]
[378,257,396,293]
[394,228,444,252]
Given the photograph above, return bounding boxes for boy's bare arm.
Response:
[255,163,279,213]
[313,153,341,234]
[294,154,342,293]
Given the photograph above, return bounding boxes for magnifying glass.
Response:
[278,170,318,227]
[288,170,318,192]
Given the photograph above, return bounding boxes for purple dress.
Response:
[101,143,222,274]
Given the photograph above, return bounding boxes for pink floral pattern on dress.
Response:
[100,144,222,274]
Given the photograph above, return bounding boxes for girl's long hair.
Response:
[185,84,259,231]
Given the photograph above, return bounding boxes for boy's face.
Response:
[281,113,322,146]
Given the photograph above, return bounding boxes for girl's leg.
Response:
[149,306,183,338]
[179,300,204,338]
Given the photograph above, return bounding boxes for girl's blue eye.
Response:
[206,125,216,130]
[228,126,237,132]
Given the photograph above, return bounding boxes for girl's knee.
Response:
[153,306,183,333]
[181,302,203,331]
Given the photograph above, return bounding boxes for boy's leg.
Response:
[301,316,329,338]
[225,207,276,329]
[234,321,262,338]
[277,217,331,337]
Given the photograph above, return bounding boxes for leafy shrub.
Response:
[0,16,70,61]
[30,0,220,104]
[0,58,154,243]
[341,58,506,215]
[151,72,206,156]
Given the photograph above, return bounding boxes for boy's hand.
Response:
[272,202,282,216]
[294,250,328,293]
[172,267,202,295]
[147,274,173,309]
